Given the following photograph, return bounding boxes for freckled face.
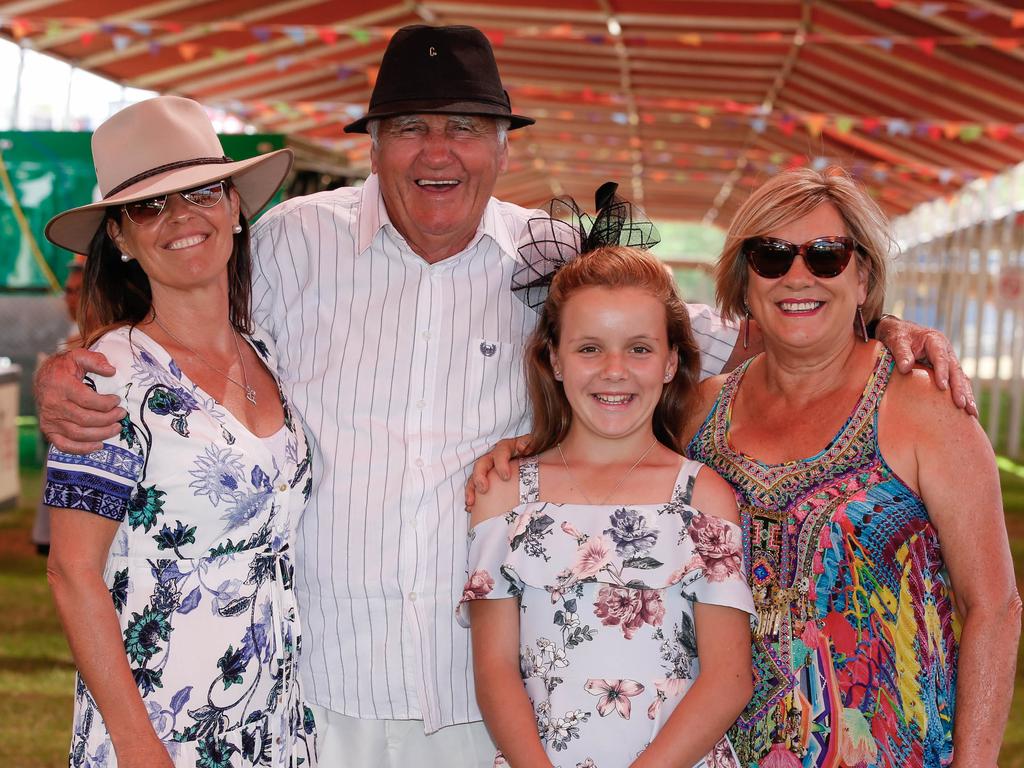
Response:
[551,286,677,442]
[371,114,508,261]
[745,202,868,352]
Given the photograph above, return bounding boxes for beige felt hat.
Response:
[45,95,293,254]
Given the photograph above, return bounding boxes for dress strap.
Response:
[518,456,540,504]
[670,458,703,505]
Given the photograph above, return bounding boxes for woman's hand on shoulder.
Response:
[689,464,739,525]
[469,459,523,528]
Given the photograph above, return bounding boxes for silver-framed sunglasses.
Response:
[121,181,226,226]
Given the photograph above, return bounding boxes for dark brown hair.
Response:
[524,245,701,456]
[79,180,253,347]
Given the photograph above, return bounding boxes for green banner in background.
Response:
[0,131,287,291]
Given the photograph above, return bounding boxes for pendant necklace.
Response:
[556,438,659,505]
[151,314,257,405]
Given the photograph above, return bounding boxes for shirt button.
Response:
[409,592,417,601]
[416,399,426,409]
[422,330,431,341]
[414,457,424,468]
[278,483,288,492]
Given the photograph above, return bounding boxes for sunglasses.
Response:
[122,181,225,226]
[741,236,858,279]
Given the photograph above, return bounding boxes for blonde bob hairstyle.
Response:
[524,245,701,456]
[715,166,890,325]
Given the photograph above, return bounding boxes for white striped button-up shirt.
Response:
[249,174,738,733]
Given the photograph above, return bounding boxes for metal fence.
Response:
[892,163,1024,459]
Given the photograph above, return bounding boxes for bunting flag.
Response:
[1,15,1024,57]
[211,88,1024,149]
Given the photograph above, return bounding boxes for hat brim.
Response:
[45,148,294,255]
[344,99,534,134]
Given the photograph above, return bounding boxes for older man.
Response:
[37,24,972,767]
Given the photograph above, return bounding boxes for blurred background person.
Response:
[31,253,86,556]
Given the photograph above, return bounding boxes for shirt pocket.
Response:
[460,337,528,439]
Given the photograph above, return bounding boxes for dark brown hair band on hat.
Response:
[105,156,232,198]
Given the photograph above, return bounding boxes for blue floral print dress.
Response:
[459,457,756,768]
[45,326,316,768]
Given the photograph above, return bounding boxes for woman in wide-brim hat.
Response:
[43,95,317,767]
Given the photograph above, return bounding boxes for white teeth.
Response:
[779,300,822,312]
[166,234,208,250]
[594,394,631,405]
[416,179,458,186]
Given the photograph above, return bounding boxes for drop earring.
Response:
[857,306,869,343]
[742,303,751,350]
[232,223,242,234]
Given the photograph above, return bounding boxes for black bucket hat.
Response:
[343,25,534,134]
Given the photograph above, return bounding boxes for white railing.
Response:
[893,164,1024,458]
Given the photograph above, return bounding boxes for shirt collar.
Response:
[356,173,521,265]
[356,173,389,256]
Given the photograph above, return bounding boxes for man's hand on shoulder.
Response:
[35,349,125,454]
[875,315,976,417]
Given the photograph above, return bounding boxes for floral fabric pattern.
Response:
[687,347,959,768]
[459,457,755,768]
[45,326,316,767]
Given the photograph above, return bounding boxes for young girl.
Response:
[459,246,755,768]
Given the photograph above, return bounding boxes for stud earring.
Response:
[232,223,242,234]
[120,252,131,263]
[742,302,752,350]
[553,369,562,381]
[664,372,674,382]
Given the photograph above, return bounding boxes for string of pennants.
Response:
[502,158,972,192]
[503,154,979,186]
[220,93,1024,147]
[4,15,1024,58]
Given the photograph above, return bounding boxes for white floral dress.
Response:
[45,326,316,767]
[459,457,755,768]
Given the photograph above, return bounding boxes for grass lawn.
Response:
[2,465,1022,765]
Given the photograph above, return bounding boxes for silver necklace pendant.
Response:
[245,385,257,405]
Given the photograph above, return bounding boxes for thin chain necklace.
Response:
[151,313,256,405]
[556,439,659,506]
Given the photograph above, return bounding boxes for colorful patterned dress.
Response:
[459,457,756,768]
[687,347,958,768]
[45,326,317,767]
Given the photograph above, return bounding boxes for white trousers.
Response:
[310,704,497,768]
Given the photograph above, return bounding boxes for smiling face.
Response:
[551,286,677,444]
[370,113,508,263]
[107,184,241,299]
[746,202,868,353]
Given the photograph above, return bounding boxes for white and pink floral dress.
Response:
[459,456,756,768]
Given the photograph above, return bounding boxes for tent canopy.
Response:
[3,0,1024,223]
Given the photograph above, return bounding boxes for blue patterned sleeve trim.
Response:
[44,443,142,522]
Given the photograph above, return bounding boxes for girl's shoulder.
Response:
[688,462,739,525]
